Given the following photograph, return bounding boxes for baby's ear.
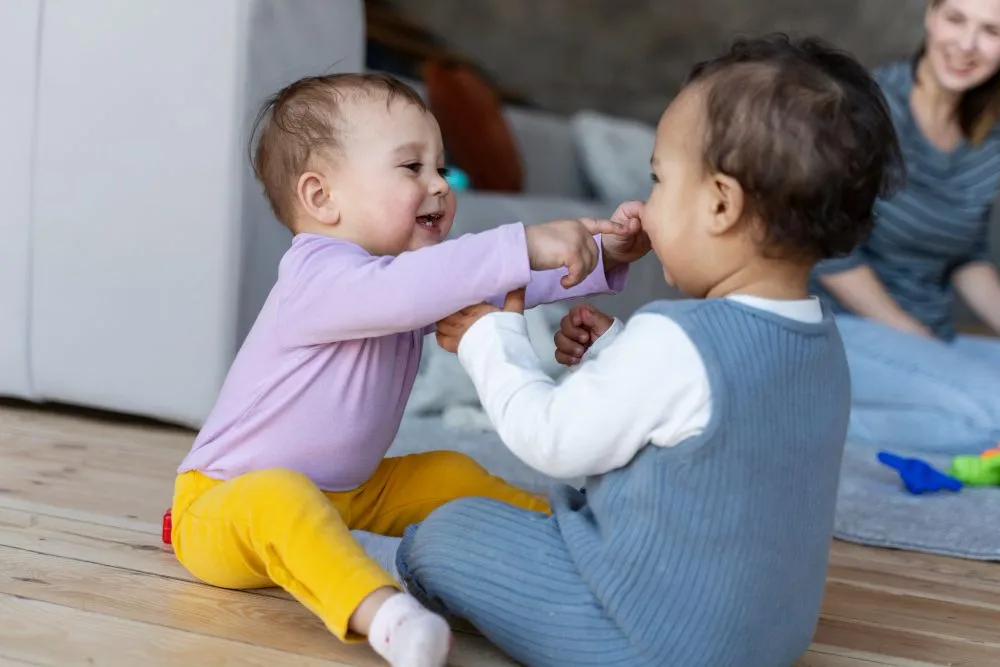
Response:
[706,172,744,236]
[296,171,340,226]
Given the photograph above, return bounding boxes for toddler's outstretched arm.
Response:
[277,224,533,345]
[279,220,629,346]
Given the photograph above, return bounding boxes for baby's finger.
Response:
[560,314,589,344]
[435,319,464,338]
[568,303,593,328]
[578,217,628,237]
[611,200,645,224]
[554,349,581,367]
[554,331,586,359]
[560,256,584,288]
[435,331,457,353]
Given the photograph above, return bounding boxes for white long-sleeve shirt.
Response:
[456,295,823,479]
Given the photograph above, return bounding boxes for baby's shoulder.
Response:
[277,234,370,285]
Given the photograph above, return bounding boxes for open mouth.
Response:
[416,212,444,229]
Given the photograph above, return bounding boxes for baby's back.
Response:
[177,279,425,492]
[554,298,850,666]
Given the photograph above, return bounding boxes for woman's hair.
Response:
[917,0,1000,146]
[685,34,905,262]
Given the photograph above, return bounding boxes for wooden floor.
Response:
[1,402,998,666]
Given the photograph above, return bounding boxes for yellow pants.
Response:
[171,451,549,642]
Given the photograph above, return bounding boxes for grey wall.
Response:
[384,0,929,123]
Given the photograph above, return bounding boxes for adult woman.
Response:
[814,0,1000,454]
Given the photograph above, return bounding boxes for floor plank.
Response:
[2,401,998,666]
[0,544,378,664]
[0,593,351,667]
[798,645,940,667]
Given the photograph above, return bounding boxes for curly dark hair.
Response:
[686,34,906,261]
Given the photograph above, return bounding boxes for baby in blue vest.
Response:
[355,34,906,667]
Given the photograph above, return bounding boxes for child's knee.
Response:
[419,450,491,479]
[417,496,496,545]
[400,502,480,578]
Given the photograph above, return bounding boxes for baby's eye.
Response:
[403,162,422,173]
[438,167,450,178]
[650,173,660,184]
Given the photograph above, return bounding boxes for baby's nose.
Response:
[430,172,450,196]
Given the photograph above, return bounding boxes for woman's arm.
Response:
[953,261,1000,335]
[818,265,932,336]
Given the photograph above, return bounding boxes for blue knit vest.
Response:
[551,298,850,666]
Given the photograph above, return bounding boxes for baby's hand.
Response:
[601,200,650,270]
[525,218,630,288]
[554,304,613,366]
[436,289,526,353]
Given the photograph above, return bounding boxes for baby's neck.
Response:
[705,260,811,301]
[291,219,381,253]
[292,217,340,238]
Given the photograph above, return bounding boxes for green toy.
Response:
[949,454,1000,486]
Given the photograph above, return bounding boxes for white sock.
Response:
[352,530,403,585]
[368,592,451,667]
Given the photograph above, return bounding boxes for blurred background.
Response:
[2,0,995,431]
[365,0,929,123]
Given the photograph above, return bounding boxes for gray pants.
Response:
[397,496,642,667]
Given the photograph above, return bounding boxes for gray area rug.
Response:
[390,417,1000,561]
[834,441,1000,560]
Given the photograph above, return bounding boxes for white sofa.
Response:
[1,0,364,427]
[1,0,669,429]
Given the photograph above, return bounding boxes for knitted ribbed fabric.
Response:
[400,298,851,667]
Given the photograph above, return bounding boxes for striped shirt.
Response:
[812,59,1000,340]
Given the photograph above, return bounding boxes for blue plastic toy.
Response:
[444,166,470,191]
[877,451,963,495]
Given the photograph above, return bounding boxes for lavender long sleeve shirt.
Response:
[177,223,627,491]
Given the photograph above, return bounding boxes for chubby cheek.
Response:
[388,184,425,223]
[642,201,674,262]
[398,179,428,215]
[645,214,698,293]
